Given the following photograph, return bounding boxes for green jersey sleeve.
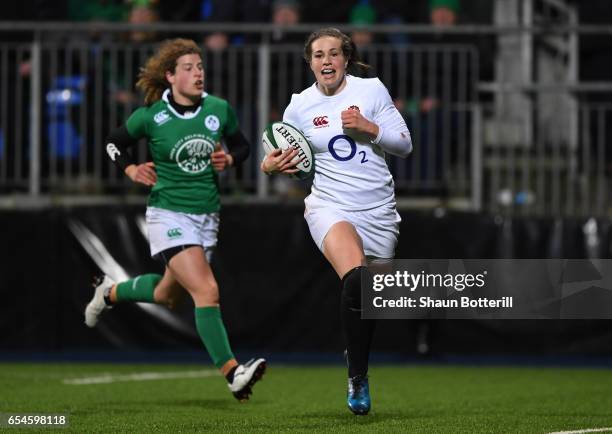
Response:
[224,103,239,137]
[125,107,149,139]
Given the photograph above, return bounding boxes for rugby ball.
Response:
[262,122,315,180]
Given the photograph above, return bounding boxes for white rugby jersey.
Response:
[284,75,410,211]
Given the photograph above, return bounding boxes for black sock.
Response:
[225,366,238,383]
[341,266,376,378]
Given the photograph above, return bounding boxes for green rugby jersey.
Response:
[126,90,238,214]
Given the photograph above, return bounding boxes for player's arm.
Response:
[105,125,157,186]
[211,129,250,172]
[212,103,252,172]
[260,96,301,175]
[341,81,413,158]
[226,129,250,165]
[367,104,413,158]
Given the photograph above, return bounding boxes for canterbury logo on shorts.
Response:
[167,228,183,239]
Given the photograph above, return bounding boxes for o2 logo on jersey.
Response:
[328,135,368,164]
[204,115,220,132]
[171,135,215,174]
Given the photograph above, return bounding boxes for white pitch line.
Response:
[549,428,612,434]
[63,369,218,385]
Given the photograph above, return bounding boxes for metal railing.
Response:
[0,35,479,200]
[0,21,611,216]
[481,101,610,217]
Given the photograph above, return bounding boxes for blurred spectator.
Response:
[387,0,464,190]
[112,2,162,107]
[349,0,376,48]
[126,2,160,43]
[393,0,465,119]
[202,0,272,51]
[430,0,459,26]
[67,0,128,22]
[205,32,230,51]
[60,0,129,46]
[273,0,300,26]
[18,0,129,78]
[272,0,301,43]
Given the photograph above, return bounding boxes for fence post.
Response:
[257,42,271,198]
[471,104,483,212]
[29,35,42,196]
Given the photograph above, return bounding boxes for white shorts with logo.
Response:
[304,194,401,259]
[146,206,219,261]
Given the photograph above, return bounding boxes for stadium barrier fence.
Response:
[0,22,610,216]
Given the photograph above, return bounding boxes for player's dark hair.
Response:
[303,27,370,76]
[136,38,202,105]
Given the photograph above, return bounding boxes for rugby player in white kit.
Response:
[261,28,412,415]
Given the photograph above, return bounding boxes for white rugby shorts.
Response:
[146,207,219,261]
[304,195,401,259]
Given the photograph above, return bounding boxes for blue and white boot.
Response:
[347,374,371,415]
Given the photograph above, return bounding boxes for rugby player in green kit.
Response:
[85,38,265,402]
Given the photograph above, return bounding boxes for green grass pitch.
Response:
[1,363,612,433]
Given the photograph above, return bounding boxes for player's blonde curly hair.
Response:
[303,27,370,75]
[136,38,202,105]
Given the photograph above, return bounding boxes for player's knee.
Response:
[196,282,219,305]
[341,266,371,310]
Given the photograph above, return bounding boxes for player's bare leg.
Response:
[102,268,183,307]
[167,246,266,401]
[85,269,181,328]
[323,221,366,278]
[323,221,373,415]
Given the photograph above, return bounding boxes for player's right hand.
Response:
[261,148,301,175]
[125,162,157,186]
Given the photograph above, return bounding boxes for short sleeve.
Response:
[224,102,239,136]
[125,107,148,140]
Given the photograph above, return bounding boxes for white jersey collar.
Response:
[313,74,352,98]
[162,89,207,119]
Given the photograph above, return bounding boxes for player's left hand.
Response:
[211,143,233,172]
[341,110,379,139]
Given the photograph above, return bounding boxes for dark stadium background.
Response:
[2,0,612,371]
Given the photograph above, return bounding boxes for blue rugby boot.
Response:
[347,374,371,415]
